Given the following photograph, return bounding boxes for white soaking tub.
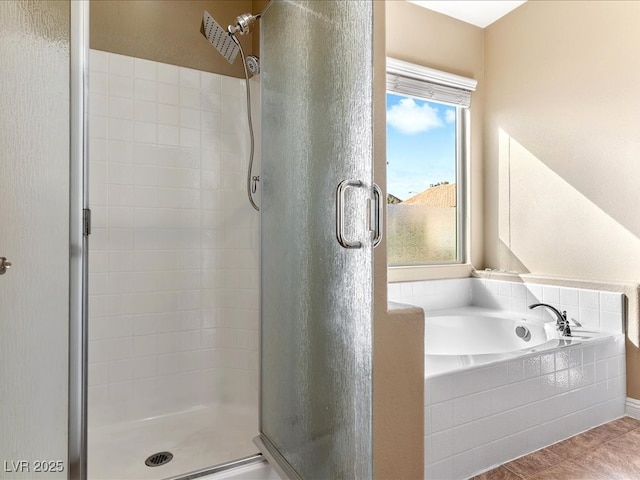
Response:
[423,307,625,479]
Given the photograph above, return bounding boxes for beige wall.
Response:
[90,0,255,78]
[484,1,640,397]
[374,4,424,479]
[386,0,485,273]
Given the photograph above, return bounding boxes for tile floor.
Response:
[473,416,640,480]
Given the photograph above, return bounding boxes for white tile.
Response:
[91,71,109,96]
[578,308,600,330]
[180,86,201,108]
[158,125,180,146]
[109,358,134,383]
[90,49,109,73]
[220,76,244,97]
[109,139,134,164]
[180,66,201,88]
[89,339,109,363]
[158,103,180,126]
[526,284,543,304]
[490,364,510,388]
[542,286,560,304]
[180,107,201,129]
[109,118,134,142]
[201,71,221,92]
[89,362,109,386]
[91,92,108,117]
[200,90,222,113]
[507,360,525,383]
[157,63,180,84]
[579,289,600,310]
[511,282,527,299]
[109,74,134,98]
[498,281,512,297]
[540,353,555,375]
[600,311,623,334]
[109,53,133,77]
[468,391,490,421]
[107,185,133,207]
[134,57,156,80]
[180,128,201,148]
[134,121,157,144]
[109,96,134,120]
[430,429,453,462]
[560,287,579,306]
[158,83,180,105]
[107,315,133,338]
[134,100,157,123]
[90,115,108,139]
[452,422,475,454]
[107,292,133,315]
[108,337,133,360]
[600,292,623,313]
[431,401,454,432]
[498,295,513,311]
[134,78,157,102]
[555,350,570,371]
[108,162,134,185]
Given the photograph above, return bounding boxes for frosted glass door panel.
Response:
[0,1,70,476]
[260,1,374,478]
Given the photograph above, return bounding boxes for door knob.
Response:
[0,257,11,275]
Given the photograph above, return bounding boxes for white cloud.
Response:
[445,109,456,124]
[387,98,443,135]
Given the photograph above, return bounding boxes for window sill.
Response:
[387,263,474,283]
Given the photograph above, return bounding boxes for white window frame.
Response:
[386,58,477,282]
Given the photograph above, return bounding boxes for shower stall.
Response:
[86,44,262,476]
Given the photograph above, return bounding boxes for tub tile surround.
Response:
[388,278,625,335]
[88,50,260,425]
[425,337,625,479]
[388,277,627,479]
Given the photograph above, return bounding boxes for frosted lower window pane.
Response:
[387,204,458,265]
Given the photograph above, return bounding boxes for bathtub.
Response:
[426,308,557,356]
[423,307,610,377]
[423,306,625,479]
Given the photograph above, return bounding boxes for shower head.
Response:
[201,11,239,64]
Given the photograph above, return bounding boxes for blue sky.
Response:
[386,93,457,201]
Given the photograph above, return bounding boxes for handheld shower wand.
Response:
[200,3,272,212]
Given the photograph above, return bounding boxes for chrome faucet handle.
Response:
[528,303,572,336]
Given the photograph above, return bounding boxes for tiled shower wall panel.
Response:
[88,50,260,425]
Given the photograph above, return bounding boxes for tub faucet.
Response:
[528,303,572,336]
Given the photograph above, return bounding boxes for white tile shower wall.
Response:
[424,336,626,479]
[88,50,260,424]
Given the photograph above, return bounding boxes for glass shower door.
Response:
[0,1,71,476]
[258,1,375,478]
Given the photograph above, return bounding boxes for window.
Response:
[386,58,476,267]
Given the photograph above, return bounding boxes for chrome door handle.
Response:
[336,180,363,249]
[0,257,12,275]
[372,183,383,248]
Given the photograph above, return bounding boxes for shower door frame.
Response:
[69,1,90,479]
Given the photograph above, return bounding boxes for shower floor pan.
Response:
[89,403,257,479]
